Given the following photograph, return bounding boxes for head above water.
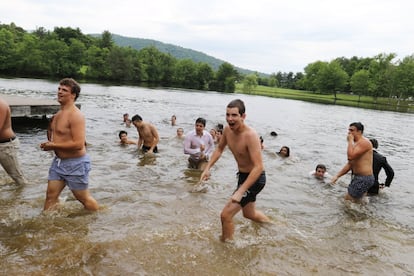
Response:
[227,99,245,116]
[315,164,326,171]
[315,164,327,179]
[131,114,143,122]
[119,130,127,139]
[195,117,206,127]
[278,146,290,157]
[349,122,364,133]
[59,78,80,101]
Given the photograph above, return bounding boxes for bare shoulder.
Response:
[244,125,258,140]
[0,99,9,112]
[360,137,372,149]
[65,107,85,124]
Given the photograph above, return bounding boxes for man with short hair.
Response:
[0,97,28,185]
[176,127,185,139]
[331,122,374,202]
[310,164,330,180]
[200,99,270,242]
[184,117,214,170]
[131,114,159,154]
[119,130,137,145]
[40,78,99,211]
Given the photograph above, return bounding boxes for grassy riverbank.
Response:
[236,84,414,113]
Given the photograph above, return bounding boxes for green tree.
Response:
[106,46,137,82]
[41,39,69,77]
[268,73,279,87]
[100,30,113,49]
[394,55,414,99]
[138,46,176,84]
[173,59,199,88]
[368,53,396,100]
[85,45,111,79]
[302,61,326,92]
[0,28,18,73]
[196,62,214,90]
[293,72,305,90]
[213,62,238,92]
[15,33,48,76]
[350,69,369,101]
[315,60,349,99]
[242,74,258,94]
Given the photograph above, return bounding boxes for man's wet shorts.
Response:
[235,171,266,207]
[48,155,91,190]
[142,145,158,153]
[348,174,374,198]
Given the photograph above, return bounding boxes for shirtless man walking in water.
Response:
[131,114,159,154]
[331,122,374,202]
[40,78,99,211]
[200,99,270,242]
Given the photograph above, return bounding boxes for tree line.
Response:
[1,23,414,100]
[250,54,414,101]
[0,23,239,92]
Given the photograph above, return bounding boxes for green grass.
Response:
[236,84,414,113]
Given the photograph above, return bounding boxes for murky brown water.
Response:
[1,78,414,275]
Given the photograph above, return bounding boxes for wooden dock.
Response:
[1,94,61,118]
[1,94,80,127]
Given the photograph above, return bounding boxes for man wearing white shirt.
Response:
[184,117,215,170]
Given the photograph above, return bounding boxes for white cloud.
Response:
[1,0,413,73]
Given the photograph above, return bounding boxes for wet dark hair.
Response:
[316,164,326,171]
[59,78,80,100]
[227,99,245,115]
[260,136,264,143]
[216,123,224,131]
[270,131,278,136]
[350,122,364,133]
[279,146,290,157]
[370,138,378,149]
[119,130,127,139]
[131,114,143,122]
[195,117,206,127]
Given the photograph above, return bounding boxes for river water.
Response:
[1,77,413,275]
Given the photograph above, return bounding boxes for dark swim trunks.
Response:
[348,174,374,199]
[234,171,266,207]
[142,145,158,153]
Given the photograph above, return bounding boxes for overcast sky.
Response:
[1,0,413,74]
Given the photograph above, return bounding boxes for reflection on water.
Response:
[1,78,414,275]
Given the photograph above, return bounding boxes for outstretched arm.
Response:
[200,130,227,182]
[331,162,352,184]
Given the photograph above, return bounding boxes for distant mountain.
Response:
[92,33,268,77]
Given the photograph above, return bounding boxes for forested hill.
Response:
[91,33,265,76]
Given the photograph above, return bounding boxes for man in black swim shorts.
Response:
[236,171,266,207]
[200,99,270,242]
[131,114,159,154]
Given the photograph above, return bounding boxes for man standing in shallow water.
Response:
[40,78,99,211]
[331,122,374,202]
[131,114,159,154]
[200,99,270,242]
[0,97,28,186]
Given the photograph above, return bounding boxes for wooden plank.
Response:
[0,94,80,117]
